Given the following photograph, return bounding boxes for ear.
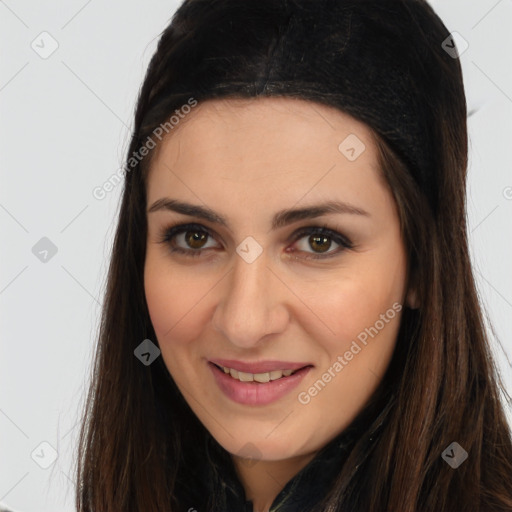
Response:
[405,264,420,309]
[405,286,419,309]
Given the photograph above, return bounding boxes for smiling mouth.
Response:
[211,363,312,383]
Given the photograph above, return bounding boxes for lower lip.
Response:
[208,362,312,406]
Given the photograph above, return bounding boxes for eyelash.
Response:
[156,222,354,260]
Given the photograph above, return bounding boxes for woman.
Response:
[75,0,512,510]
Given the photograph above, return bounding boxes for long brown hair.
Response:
[75,0,512,510]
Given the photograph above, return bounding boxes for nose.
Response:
[211,248,289,349]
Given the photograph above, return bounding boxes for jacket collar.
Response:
[220,427,359,512]
[203,391,393,512]
[171,384,395,512]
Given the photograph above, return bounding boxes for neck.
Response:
[231,451,317,512]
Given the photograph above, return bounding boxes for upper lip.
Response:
[209,359,313,374]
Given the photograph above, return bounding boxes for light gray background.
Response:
[1,1,511,511]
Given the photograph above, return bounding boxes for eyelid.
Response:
[157,221,354,259]
[291,225,353,249]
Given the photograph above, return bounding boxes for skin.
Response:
[144,97,417,512]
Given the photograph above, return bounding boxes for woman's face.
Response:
[144,97,413,463]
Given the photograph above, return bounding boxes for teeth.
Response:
[238,371,254,382]
[221,366,297,382]
[255,372,270,383]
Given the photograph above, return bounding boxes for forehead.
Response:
[183,96,369,126]
[150,96,376,164]
[146,97,390,225]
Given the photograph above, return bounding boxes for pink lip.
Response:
[208,361,313,406]
[209,358,312,374]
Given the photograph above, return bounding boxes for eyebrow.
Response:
[147,198,370,231]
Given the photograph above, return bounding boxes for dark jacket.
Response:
[175,391,392,512]
[211,425,360,512]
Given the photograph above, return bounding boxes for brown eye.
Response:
[157,223,219,257]
[289,226,353,260]
[158,223,353,260]
[184,230,209,250]
[307,234,332,253]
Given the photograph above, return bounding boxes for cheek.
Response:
[144,259,174,337]
[143,257,206,358]
[298,263,405,354]
[303,261,405,406]
[295,256,406,417]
